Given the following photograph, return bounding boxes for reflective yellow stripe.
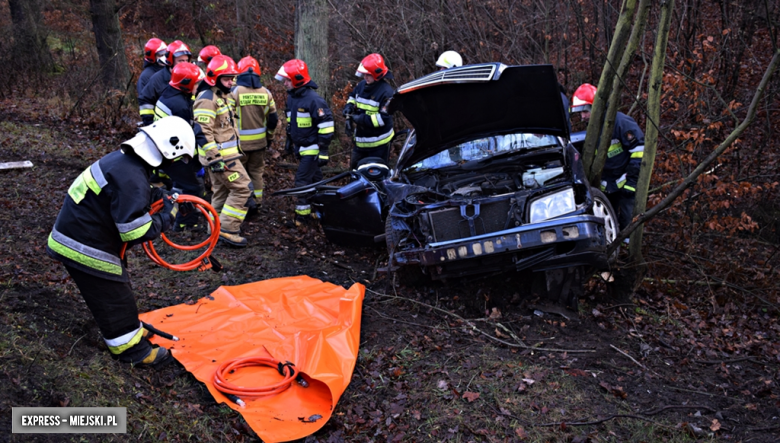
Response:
[240,132,267,141]
[299,150,319,156]
[607,143,623,158]
[106,328,144,355]
[220,147,239,157]
[222,205,247,220]
[356,102,379,112]
[47,233,123,276]
[318,126,334,134]
[356,131,394,148]
[194,109,217,117]
[119,220,152,242]
[297,117,312,128]
[139,109,155,116]
[68,167,102,204]
[630,151,643,158]
[216,106,230,115]
[624,185,636,192]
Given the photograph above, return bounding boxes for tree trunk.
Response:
[582,0,637,183]
[8,0,52,73]
[89,0,131,91]
[295,0,330,101]
[593,0,651,185]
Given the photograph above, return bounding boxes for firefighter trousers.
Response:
[240,149,267,203]
[208,160,252,233]
[293,154,323,216]
[64,265,150,359]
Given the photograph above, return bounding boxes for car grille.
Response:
[428,200,512,242]
[398,64,500,93]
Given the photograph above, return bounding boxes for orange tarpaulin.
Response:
[139,276,364,443]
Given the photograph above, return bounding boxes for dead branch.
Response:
[610,49,780,253]
[610,344,660,376]
[364,288,595,354]
[536,414,669,428]
[640,404,716,415]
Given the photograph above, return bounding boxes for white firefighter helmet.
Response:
[435,51,463,69]
[122,116,196,167]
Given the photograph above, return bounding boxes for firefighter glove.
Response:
[161,196,178,227]
[317,150,329,167]
[210,160,228,173]
[342,103,355,116]
[150,186,167,204]
[284,137,294,157]
[345,116,354,135]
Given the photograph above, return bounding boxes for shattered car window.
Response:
[408,133,559,171]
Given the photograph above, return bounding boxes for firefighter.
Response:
[196,45,222,96]
[46,116,195,368]
[571,83,644,234]
[274,59,334,226]
[343,54,394,170]
[153,62,209,231]
[435,50,463,70]
[232,56,279,208]
[137,38,167,97]
[194,55,252,246]
[139,40,193,126]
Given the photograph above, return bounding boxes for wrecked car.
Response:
[275,63,618,305]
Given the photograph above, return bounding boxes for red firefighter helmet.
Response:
[205,55,239,86]
[238,56,261,75]
[571,83,597,113]
[274,59,311,88]
[355,53,388,80]
[197,45,221,64]
[143,38,167,64]
[165,41,192,66]
[169,62,202,94]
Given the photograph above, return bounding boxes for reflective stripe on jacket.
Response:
[194,87,242,165]
[46,150,169,282]
[347,79,394,148]
[231,73,278,152]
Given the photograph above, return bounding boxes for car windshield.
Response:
[406,133,559,171]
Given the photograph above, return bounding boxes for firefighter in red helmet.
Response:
[139,40,193,126]
[343,54,395,170]
[138,38,167,97]
[231,56,278,210]
[275,59,334,226]
[194,55,252,246]
[571,83,645,238]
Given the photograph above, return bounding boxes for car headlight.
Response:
[529,188,576,223]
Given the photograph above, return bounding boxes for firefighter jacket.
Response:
[347,79,394,149]
[285,81,334,157]
[230,72,279,151]
[194,87,241,166]
[138,68,171,126]
[599,111,644,194]
[46,150,171,282]
[137,61,164,98]
[154,85,208,148]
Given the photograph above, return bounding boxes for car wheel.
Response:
[590,188,618,246]
[385,217,426,286]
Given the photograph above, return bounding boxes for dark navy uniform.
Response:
[154,86,208,229]
[47,149,173,361]
[599,111,644,230]
[346,79,394,169]
[286,80,334,217]
[138,68,172,126]
[137,61,165,98]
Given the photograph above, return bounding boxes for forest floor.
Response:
[1,105,778,442]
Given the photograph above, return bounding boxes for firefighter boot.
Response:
[219,230,248,247]
[116,338,173,369]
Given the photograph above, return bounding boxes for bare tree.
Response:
[89,0,131,90]
[296,0,329,100]
[8,0,52,73]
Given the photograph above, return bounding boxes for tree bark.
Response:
[296,0,330,101]
[608,48,780,255]
[628,0,674,265]
[593,0,651,184]
[8,0,52,73]
[89,0,131,90]
[582,0,637,183]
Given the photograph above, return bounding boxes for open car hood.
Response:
[389,63,569,169]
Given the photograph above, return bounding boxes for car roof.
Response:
[389,63,570,169]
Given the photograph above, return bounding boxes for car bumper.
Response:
[394,214,609,273]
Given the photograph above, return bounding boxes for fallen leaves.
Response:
[599,381,628,399]
[462,391,480,402]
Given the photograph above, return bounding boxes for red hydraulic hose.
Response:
[139,194,221,272]
[214,357,305,407]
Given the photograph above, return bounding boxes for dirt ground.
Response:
[1,111,778,442]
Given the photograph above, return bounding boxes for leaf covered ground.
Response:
[1,103,779,443]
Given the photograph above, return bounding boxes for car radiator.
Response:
[428,200,512,242]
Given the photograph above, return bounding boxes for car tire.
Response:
[385,217,426,286]
[590,188,619,250]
